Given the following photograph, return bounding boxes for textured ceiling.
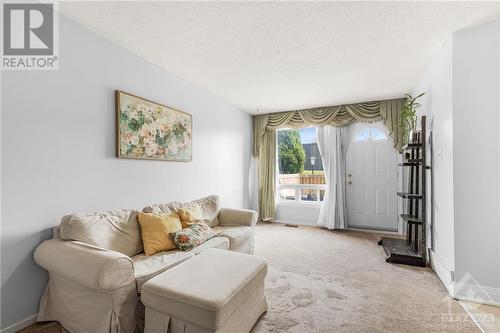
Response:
[59,1,500,114]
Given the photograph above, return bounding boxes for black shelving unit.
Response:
[378,116,430,267]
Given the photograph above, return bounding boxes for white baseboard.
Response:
[454,283,500,307]
[272,220,317,227]
[272,221,401,236]
[346,227,400,236]
[480,286,500,306]
[429,249,455,296]
[1,314,37,333]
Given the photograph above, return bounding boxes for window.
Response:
[354,127,387,142]
[277,127,326,204]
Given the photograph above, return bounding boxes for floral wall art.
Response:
[116,91,192,161]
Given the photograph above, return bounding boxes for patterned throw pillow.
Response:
[169,223,216,251]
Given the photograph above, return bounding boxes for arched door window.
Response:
[354,127,388,142]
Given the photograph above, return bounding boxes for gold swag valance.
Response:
[253,98,406,157]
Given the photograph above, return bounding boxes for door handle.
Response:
[348,180,352,185]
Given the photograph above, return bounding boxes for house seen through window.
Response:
[277,127,325,203]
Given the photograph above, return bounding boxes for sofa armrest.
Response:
[218,208,258,227]
[34,239,135,292]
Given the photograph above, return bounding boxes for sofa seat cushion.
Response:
[141,248,267,330]
[133,236,230,292]
[212,226,253,250]
[189,236,229,255]
[132,251,193,292]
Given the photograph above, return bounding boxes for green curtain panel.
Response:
[253,114,269,158]
[258,129,276,219]
[380,98,406,150]
[253,97,406,220]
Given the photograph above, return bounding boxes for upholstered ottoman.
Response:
[141,248,268,333]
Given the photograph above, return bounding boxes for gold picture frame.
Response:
[116,90,192,161]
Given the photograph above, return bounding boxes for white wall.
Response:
[0,14,252,330]
[452,20,500,303]
[414,20,500,304]
[276,203,319,226]
[413,38,455,293]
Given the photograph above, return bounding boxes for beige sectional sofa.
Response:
[34,195,258,333]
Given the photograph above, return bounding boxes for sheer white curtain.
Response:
[316,125,352,229]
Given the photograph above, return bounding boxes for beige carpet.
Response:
[20,223,478,333]
[251,223,478,333]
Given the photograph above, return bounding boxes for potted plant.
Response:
[399,93,425,145]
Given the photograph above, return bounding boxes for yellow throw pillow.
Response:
[177,204,203,228]
[138,212,182,256]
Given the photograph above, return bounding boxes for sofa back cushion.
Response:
[60,209,143,257]
[143,195,220,227]
[142,202,172,215]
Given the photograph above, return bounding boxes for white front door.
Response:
[346,122,398,231]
